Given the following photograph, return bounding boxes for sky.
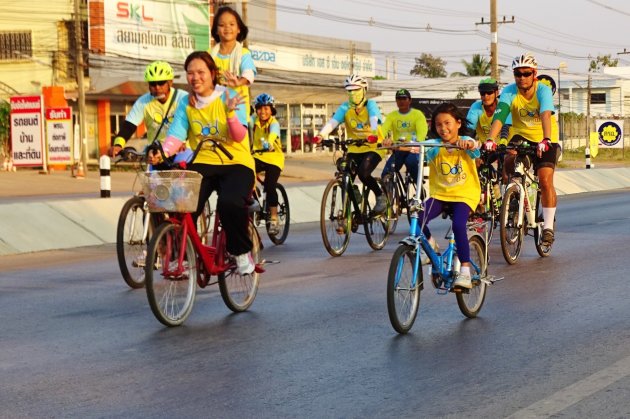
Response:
[274,0,630,80]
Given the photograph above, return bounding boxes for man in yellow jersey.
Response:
[381,88,428,184]
[316,74,388,214]
[486,52,560,247]
[466,78,511,143]
[111,61,188,165]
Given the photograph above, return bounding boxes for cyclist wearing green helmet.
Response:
[112,60,188,161]
[466,78,511,144]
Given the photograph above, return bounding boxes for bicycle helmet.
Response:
[253,93,276,115]
[478,77,499,93]
[511,52,538,70]
[144,61,175,82]
[343,74,368,91]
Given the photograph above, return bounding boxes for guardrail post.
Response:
[585,147,592,169]
[99,154,111,197]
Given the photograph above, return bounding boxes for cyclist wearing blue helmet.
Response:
[249,93,284,235]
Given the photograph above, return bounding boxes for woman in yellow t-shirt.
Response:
[421,103,481,290]
[163,51,256,276]
[249,93,284,236]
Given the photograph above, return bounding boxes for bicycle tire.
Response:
[499,185,524,264]
[534,190,553,258]
[145,222,197,327]
[116,195,151,289]
[267,183,290,245]
[364,179,391,250]
[456,235,487,318]
[218,220,261,312]
[383,174,399,234]
[320,178,351,256]
[387,244,422,334]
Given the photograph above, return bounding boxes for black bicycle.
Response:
[251,149,290,245]
[319,137,392,256]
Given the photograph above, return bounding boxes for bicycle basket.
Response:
[139,170,202,213]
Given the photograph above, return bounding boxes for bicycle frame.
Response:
[506,157,539,230]
[399,143,482,291]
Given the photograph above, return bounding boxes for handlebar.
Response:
[318,137,368,149]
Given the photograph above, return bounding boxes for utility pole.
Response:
[586,73,592,148]
[74,0,87,178]
[241,0,248,48]
[476,0,514,82]
[350,42,356,73]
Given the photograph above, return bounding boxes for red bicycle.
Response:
[143,139,265,327]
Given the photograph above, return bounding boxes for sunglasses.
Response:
[479,91,495,96]
[148,80,168,87]
[513,71,533,78]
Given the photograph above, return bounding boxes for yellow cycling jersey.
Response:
[381,108,428,142]
[341,104,385,157]
[250,115,284,170]
[428,145,481,211]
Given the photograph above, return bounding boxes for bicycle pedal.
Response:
[254,264,266,274]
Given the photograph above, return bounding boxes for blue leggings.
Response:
[420,198,471,263]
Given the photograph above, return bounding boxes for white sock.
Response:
[542,207,556,230]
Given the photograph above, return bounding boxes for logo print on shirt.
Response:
[191,120,220,137]
[396,120,411,129]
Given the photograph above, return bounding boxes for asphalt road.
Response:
[1,189,630,418]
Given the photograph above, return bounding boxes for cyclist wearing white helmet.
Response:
[112,60,188,163]
[316,74,388,214]
[486,52,559,247]
[249,93,284,236]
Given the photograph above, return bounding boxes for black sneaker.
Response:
[373,195,387,214]
[541,228,555,246]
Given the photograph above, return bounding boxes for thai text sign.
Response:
[249,42,375,77]
[45,108,73,164]
[10,96,45,167]
[99,0,209,62]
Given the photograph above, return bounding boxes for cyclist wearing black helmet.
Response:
[467,78,511,143]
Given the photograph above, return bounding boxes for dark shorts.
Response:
[510,135,560,171]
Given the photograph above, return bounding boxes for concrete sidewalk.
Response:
[1,157,629,256]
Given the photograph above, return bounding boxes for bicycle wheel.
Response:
[456,236,487,318]
[364,179,391,250]
[219,220,261,312]
[145,222,197,327]
[116,196,151,289]
[383,174,399,234]
[320,178,351,256]
[387,244,422,334]
[267,183,290,245]
[534,190,553,258]
[197,199,214,245]
[499,185,524,264]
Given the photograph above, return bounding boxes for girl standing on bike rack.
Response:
[420,103,481,289]
[250,93,284,236]
[162,51,256,276]
[315,74,388,215]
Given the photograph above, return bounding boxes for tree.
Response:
[450,54,491,77]
[589,54,619,72]
[0,99,10,160]
[410,53,447,78]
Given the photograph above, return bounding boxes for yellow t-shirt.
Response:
[250,115,284,170]
[211,46,255,117]
[381,108,428,142]
[332,100,385,157]
[427,144,481,211]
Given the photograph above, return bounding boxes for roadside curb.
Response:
[1,167,629,256]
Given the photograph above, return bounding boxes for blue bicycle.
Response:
[386,143,493,334]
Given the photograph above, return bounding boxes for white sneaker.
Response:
[131,251,147,268]
[235,252,255,275]
[453,271,472,289]
[268,219,280,236]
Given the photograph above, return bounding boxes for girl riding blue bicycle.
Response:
[420,103,481,289]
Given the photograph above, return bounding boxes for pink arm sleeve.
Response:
[227,115,247,143]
